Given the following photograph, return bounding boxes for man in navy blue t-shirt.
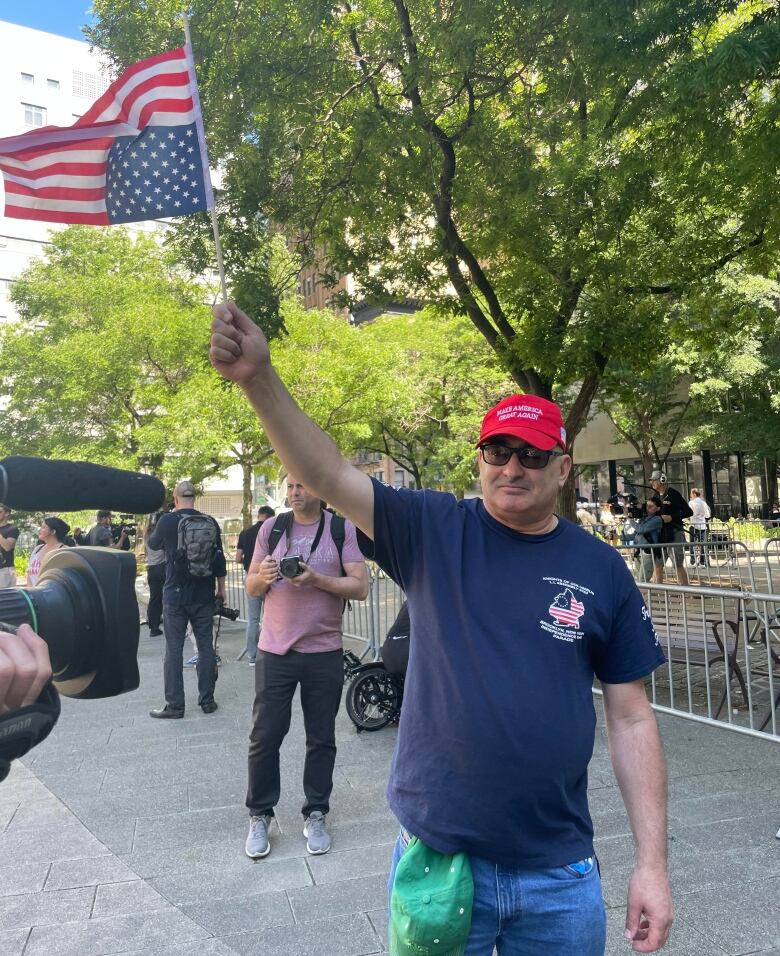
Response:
[210,302,674,955]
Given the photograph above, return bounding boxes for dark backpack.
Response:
[380,601,410,677]
[176,513,219,578]
[266,509,346,573]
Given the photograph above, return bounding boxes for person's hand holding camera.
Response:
[247,555,279,597]
[286,559,318,589]
[0,624,52,715]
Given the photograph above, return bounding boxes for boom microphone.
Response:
[0,457,165,513]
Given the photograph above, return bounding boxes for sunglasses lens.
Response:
[481,445,551,468]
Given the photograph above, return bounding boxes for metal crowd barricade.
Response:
[620,580,779,739]
[342,565,406,660]
[615,539,758,591]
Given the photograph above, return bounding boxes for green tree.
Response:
[358,308,513,495]
[681,271,780,512]
[0,226,209,471]
[89,0,780,468]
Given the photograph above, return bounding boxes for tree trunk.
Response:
[764,456,778,516]
[558,468,577,521]
[241,461,253,527]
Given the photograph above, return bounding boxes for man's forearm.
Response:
[241,367,351,506]
[247,571,274,597]
[607,709,668,871]
[311,572,368,601]
[0,536,13,552]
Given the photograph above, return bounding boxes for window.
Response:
[394,469,405,489]
[21,72,33,84]
[23,103,46,127]
[373,470,384,482]
[47,78,60,91]
[72,69,109,99]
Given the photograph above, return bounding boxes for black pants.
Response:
[146,563,165,630]
[163,601,217,711]
[246,648,343,818]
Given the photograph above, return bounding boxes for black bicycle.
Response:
[343,602,409,732]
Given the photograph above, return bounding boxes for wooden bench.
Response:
[645,589,748,718]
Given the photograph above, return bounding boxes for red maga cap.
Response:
[477,395,567,451]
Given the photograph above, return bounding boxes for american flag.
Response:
[548,591,585,628]
[0,46,213,226]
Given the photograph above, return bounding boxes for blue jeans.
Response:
[245,589,262,661]
[389,830,606,955]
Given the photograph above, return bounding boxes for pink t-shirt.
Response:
[252,510,364,654]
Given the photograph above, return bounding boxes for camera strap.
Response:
[0,680,61,783]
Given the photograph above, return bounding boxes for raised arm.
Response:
[210,302,374,539]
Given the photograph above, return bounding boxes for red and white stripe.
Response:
[549,597,585,628]
[0,47,197,225]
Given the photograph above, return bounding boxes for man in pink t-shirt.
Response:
[243,476,368,859]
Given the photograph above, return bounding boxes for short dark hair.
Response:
[96,510,112,520]
[0,503,10,514]
[647,495,663,509]
[258,506,276,519]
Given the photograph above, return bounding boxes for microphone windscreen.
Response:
[0,457,165,513]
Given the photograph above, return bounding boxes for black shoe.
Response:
[200,700,218,714]
[150,706,184,719]
[149,628,163,637]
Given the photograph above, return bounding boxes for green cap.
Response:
[390,837,473,956]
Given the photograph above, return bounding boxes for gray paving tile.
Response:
[4,927,30,956]
[306,843,394,885]
[180,890,292,935]
[92,879,171,918]
[668,766,780,801]
[0,861,50,897]
[0,819,111,865]
[79,815,137,855]
[62,785,190,820]
[218,911,381,956]
[187,780,247,812]
[0,885,94,930]
[133,805,247,850]
[367,908,388,950]
[45,856,140,891]
[29,770,107,798]
[150,856,311,905]
[122,941,237,956]
[24,909,211,956]
[288,873,388,923]
[675,877,780,954]
[669,786,779,828]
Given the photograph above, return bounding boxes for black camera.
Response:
[112,513,137,544]
[279,555,303,578]
[214,599,239,621]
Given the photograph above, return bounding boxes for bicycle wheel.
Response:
[345,666,401,731]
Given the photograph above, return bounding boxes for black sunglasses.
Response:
[479,443,563,469]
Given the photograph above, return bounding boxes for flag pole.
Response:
[182,13,228,303]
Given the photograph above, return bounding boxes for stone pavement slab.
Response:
[0,619,776,956]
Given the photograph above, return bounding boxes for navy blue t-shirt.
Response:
[362,480,665,868]
[148,509,226,606]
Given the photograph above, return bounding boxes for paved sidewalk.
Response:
[1,620,778,956]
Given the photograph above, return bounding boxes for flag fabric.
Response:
[0,46,213,226]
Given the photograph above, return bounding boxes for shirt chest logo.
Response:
[539,577,593,644]
[548,589,585,629]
